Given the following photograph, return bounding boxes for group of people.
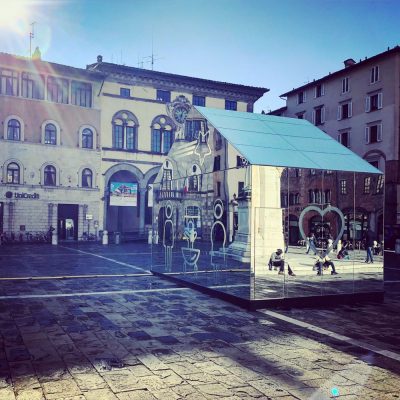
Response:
[267,229,380,277]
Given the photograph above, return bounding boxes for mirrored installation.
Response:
[151,107,384,308]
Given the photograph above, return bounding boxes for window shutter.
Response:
[377,124,383,141]
[365,96,371,112]
[314,87,317,98]
[322,84,325,96]
[378,92,383,109]
[365,126,370,144]
[304,91,307,102]
[349,102,353,117]
[312,110,316,125]
[321,107,326,123]
[347,132,351,148]
[337,105,342,120]
[337,134,341,143]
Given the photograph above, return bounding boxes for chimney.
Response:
[344,58,356,68]
[97,55,103,63]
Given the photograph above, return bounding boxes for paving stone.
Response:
[116,390,157,400]
[72,372,108,391]
[136,354,167,371]
[83,388,119,400]
[101,370,146,392]
[196,383,235,397]
[42,379,82,399]
[0,387,16,400]
[15,388,44,400]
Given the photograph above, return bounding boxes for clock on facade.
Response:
[173,106,188,124]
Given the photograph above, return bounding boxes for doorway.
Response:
[58,204,79,240]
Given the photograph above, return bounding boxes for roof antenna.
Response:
[29,22,36,58]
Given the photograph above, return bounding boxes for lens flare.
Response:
[0,0,28,31]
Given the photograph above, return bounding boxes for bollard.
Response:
[52,234,58,245]
[395,239,400,254]
[102,230,108,245]
[148,229,153,244]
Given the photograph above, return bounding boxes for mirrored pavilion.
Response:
[150,106,384,308]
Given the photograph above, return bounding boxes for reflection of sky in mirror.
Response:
[2,0,400,112]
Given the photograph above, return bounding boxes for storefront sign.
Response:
[110,182,137,207]
[5,191,39,199]
[85,214,93,220]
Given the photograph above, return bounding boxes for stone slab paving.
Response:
[0,244,399,399]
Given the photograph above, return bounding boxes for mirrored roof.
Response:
[194,106,382,174]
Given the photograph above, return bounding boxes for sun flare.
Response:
[0,0,28,29]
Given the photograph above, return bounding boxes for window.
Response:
[213,155,221,171]
[310,169,316,175]
[82,168,93,188]
[365,92,383,112]
[325,189,331,203]
[281,193,288,208]
[126,126,135,150]
[325,170,333,175]
[112,111,138,150]
[0,68,18,96]
[156,90,171,102]
[71,81,92,107]
[369,161,379,169]
[370,65,379,84]
[82,128,93,149]
[237,156,249,167]
[193,95,205,107]
[225,100,237,111]
[337,101,352,120]
[47,76,68,104]
[296,112,305,119]
[151,115,174,154]
[185,120,202,141]
[44,165,56,186]
[308,189,315,203]
[364,177,371,194]
[238,181,244,197]
[7,163,20,184]
[365,124,382,144]
[338,131,350,148]
[376,175,384,194]
[21,72,44,99]
[120,88,130,98]
[216,181,221,197]
[44,123,57,145]
[341,77,349,93]
[162,167,172,190]
[7,119,21,141]
[297,91,306,104]
[289,193,300,206]
[315,83,324,98]
[215,130,223,150]
[312,106,325,125]
[340,180,347,194]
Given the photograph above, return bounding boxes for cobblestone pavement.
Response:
[0,243,399,399]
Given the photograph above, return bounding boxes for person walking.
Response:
[306,233,317,255]
[365,229,375,264]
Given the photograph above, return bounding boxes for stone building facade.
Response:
[86,56,267,238]
[0,52,103,241]
[272,47,398,247]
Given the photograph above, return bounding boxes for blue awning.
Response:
[194,106,382,174]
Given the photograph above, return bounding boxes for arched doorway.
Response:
[106,170,139,233]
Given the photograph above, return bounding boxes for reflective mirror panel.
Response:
[150,116,383,302]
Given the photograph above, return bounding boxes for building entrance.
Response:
[58,204,79,240]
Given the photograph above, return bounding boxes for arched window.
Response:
[7,119,21,140]
[82,168,93,188]
[151,115,175,154]
[7,162,20,184]
[44,165,56,186]
[45,123,57,145]
[82,128,93,149]
[112,111,138,150]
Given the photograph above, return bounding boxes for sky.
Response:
[1,0,400,113]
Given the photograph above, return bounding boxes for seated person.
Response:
[315,253,338,275]
[268,249,295,276]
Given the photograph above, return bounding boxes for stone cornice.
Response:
[87,62,268,102]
